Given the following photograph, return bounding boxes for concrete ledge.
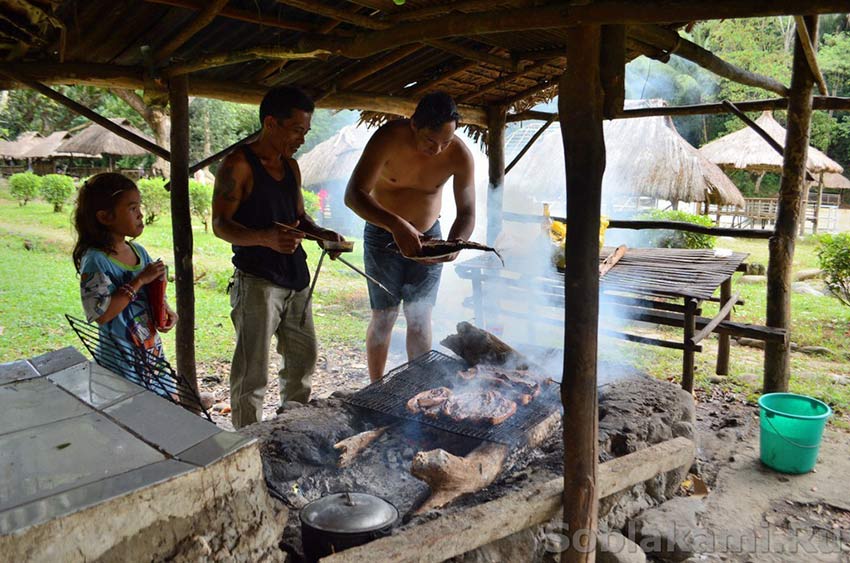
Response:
[1,442,287,562]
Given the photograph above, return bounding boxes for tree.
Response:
[110,89,170,177]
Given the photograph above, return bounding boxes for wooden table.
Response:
[454,247,784,391]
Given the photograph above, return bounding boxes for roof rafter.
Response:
[143,0,315,32]
[794,15,829,95]
[153,0,230,64]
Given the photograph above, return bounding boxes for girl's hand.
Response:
[136,260,166,286]
[159,303,178,332]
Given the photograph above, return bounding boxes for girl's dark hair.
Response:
[72,172,138,272]
[411,91,461,131]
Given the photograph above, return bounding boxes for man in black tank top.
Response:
[212,86,346,429]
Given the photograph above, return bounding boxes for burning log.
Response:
[334,426,389,468]
[410,410,560,512]
[440,322,528,368]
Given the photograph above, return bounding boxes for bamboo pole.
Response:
[168,74,198,394]
[486,105,506,246]
[764,16,818,393]
[561,24,606,563]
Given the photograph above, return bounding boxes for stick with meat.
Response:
[388,238,504,265]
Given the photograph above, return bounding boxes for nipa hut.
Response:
[56,117,154,171]
[506,99,745,213]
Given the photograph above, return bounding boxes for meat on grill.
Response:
[441,390,517,425]
[406,386,453,417]
[456,365,544,403]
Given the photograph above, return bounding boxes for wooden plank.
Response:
[691,291,740,345]
[682,298,698,392]
[322,437,696,563]
[600,329,699,352]
[617,306,788,344]
[168,74,198,394]
[607,218,773,239]
[716,279,733,375]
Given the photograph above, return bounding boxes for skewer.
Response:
[273,220,335,243]
[300,249,327,327]
[335,255,398,300]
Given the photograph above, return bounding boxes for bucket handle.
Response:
[763,412,820,449]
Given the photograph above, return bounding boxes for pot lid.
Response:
[300,492,398,534]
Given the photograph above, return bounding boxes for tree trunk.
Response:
[110,88,171,177]
[754,171,766,194]
[764,16,817,393]
[560,24,607,563]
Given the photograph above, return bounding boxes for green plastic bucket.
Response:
[758,393,831,474]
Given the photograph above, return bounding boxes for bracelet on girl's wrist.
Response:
[119,284,138,301]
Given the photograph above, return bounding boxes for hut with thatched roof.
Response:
[56,117,154,172]
[0,131,44,175]
[505,99,745,213]
[20,131,74,175]
[700,111,845,232]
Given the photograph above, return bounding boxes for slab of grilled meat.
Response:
[441,390,517,425]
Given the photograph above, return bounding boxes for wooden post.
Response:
[486,105,506,246]
[799,182,811,236]
[764,16,817,393]
[560,25,607,563]
[682,298,698,392]
[168,74,198,393]
[813,172,824,234]
[716,278,732,375]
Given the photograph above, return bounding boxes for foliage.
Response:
[39,174,75,212]
[636,209,717,249]
[302,188,319,219]
[816,233,850,307]
[137,177,169,225]
[8,172,42,206]
[189,180,213,232]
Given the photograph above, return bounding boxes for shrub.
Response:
[40,174,75,212]
[302,188,319,220]
[189,180,213,232]
[137,177,169,224]
[9,172,41,206]
[636,209,716,249]
[817,233,850,307]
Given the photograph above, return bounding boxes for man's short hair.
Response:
[259,86,315,123]
[411,91,461,130]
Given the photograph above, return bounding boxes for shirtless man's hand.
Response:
[392,219,424,258]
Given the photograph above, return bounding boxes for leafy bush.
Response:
[40,174,75,212]
[636,209,716,249]
[9,172,41,206]
[302,189,319,220]
[189,180,213,232]
[137,177,169,225]
[817,233,850,307]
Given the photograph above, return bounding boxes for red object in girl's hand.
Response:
[148,275,168,330]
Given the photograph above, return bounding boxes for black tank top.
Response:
[231,146,309,290]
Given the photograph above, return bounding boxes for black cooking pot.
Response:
[300,492,398,562]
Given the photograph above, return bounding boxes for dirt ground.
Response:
[199,351,850,562]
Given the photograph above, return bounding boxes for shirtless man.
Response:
[345,92,475,382]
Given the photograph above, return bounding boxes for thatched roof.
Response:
[22,131,72,158]
[699,111,844,175]
[816,172,850,190]
[506,99,745,207]
[0,131,42,158]
[299,122,491,188]
[55,118,153,157]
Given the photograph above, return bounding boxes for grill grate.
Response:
[343,350,562,445]
[66,314,212,421]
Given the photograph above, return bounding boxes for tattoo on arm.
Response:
[214,165,239,202]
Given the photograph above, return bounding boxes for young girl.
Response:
[72,173,177,390]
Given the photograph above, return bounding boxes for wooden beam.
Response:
[331,44,421,90]
[764,15,818,394]
[504,115,555,174]
[507,96,850,122]
[424,39,516,71]
[162,45,331,78]
[405,60,478,97]
[629,25,790,97]
[504,78,557,107]
[386,0,505,24]
[167,74,198,394]
[143,0,315,32]
[457,60,554,104]
[607,219,773,239]
[154,0,230,64]
[0,62,144,90]
[304,2,850,60]
[794,15,829,96]
[561,24,604,563]
[277,0,388,30]
[486,105,507,246]
[322,437,696,563]
[0,69,170,160]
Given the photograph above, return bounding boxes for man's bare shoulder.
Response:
[214,149,252,200]
[218,148,252,178]
[367,119,411,146]
[448,134,475,166]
